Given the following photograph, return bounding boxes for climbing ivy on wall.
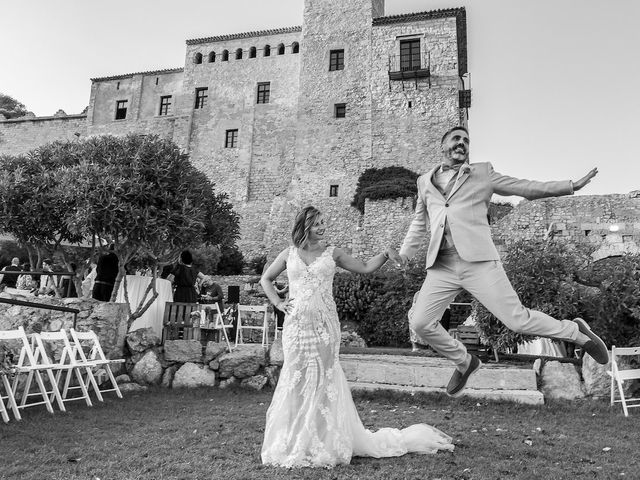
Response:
[351,166,419,214]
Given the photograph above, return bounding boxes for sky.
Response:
[1,0,639,198]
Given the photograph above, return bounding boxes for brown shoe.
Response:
[446,354,482,397]
[574,318,609,365]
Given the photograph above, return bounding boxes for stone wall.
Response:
[0,292,129,361]
[0,115,87,156]
[492,191,640,258]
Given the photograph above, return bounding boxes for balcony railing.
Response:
[388,52,430,80]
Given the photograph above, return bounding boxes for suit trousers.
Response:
[409,251,581,366]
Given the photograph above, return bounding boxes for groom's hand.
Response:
[384,248,404,268]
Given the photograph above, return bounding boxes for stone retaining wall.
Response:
[0,291,128,360]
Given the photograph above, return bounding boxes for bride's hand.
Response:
[277,298,294,314]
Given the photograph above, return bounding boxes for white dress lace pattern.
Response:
[261,246,454,468]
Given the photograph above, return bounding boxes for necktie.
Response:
[441,163,462,172]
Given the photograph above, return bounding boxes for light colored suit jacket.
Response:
[399,162,574,268]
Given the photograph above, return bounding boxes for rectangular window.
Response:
[194,87,208,109]
[256,82,271,104]
[334,103,346,118]
[400,39,421,71]
[329,185,339,197]
[159,95,172,116]
[329,49,344,71]
[115,100,128,120]
[225,129,238,148]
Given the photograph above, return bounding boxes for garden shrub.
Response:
[474,239,588,352]
[216,246,244,275]
[576,255,640,347]
[248,255,268,275]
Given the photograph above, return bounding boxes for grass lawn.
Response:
[1,386,638,480]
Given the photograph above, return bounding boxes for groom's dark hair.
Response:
[441,126,469,144]
[292,206,321,248]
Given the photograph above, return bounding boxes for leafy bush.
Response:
[577,255,640,347]
[351,167,419,214]
[333,273,375,324]
[474,240,588,352]
[216,246,244,275]
[248,255,267,275]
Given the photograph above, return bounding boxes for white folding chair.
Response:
[0,327,64,420]
[235,304,269,347]
[201,303,233,352]
[609,345,640,417]
[32,330,94,407]
[69,328,124,399]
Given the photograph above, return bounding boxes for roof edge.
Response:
[186,25,302,46]
[373,7,465,25]
[91,67,184,82]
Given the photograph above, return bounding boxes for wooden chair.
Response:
[235,304,269,347]
[32,330,94,407]
[69,328,124,400]
[609,345,640,417]
[162,302,201,342]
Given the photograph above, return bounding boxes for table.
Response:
[116,275,173,336]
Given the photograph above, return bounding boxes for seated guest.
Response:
[39,258,58,296]
[199,276,225,313]
[16,263,38,293]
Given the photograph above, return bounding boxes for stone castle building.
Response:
[0,0,470,258]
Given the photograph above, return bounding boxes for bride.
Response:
[260,206,454,468]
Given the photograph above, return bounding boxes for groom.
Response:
[396,126,608,396]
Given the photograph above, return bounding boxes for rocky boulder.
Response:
[268,338,284,367]
[218,345,266,379]
[241,374,268,391]
[541,361,585,400]
[164,340,202,363]
[203,342,227,363]
[127,328,161,354]
[131,349,163,385]
[172,362,217,388]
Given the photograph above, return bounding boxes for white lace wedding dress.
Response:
[261,246,454,468]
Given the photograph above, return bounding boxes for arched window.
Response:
[222,49,229,61]
[208,51,216,63]
[277,43,285,55]
[194,52,203,64]
[292,42,300,54]
[236,48,243,60]
[249,46,257,58]
[264,44,271,57]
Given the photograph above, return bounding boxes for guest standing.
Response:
[171,250,205,303]
[0,257,22,289]
[92,245,119,301]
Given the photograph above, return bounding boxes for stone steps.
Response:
[340,353,544,405]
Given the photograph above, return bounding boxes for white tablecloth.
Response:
[116,275,173,336]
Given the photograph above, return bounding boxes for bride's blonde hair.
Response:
[291,206,321,248]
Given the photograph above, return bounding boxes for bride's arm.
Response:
[334,246,396,274]
[260,248,292,313]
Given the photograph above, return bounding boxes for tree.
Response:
[0,93,28,119]
[0,134,240,329]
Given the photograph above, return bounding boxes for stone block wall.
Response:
[492,192,640,258]
[0,293,129,361]
[0,115,87,156]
